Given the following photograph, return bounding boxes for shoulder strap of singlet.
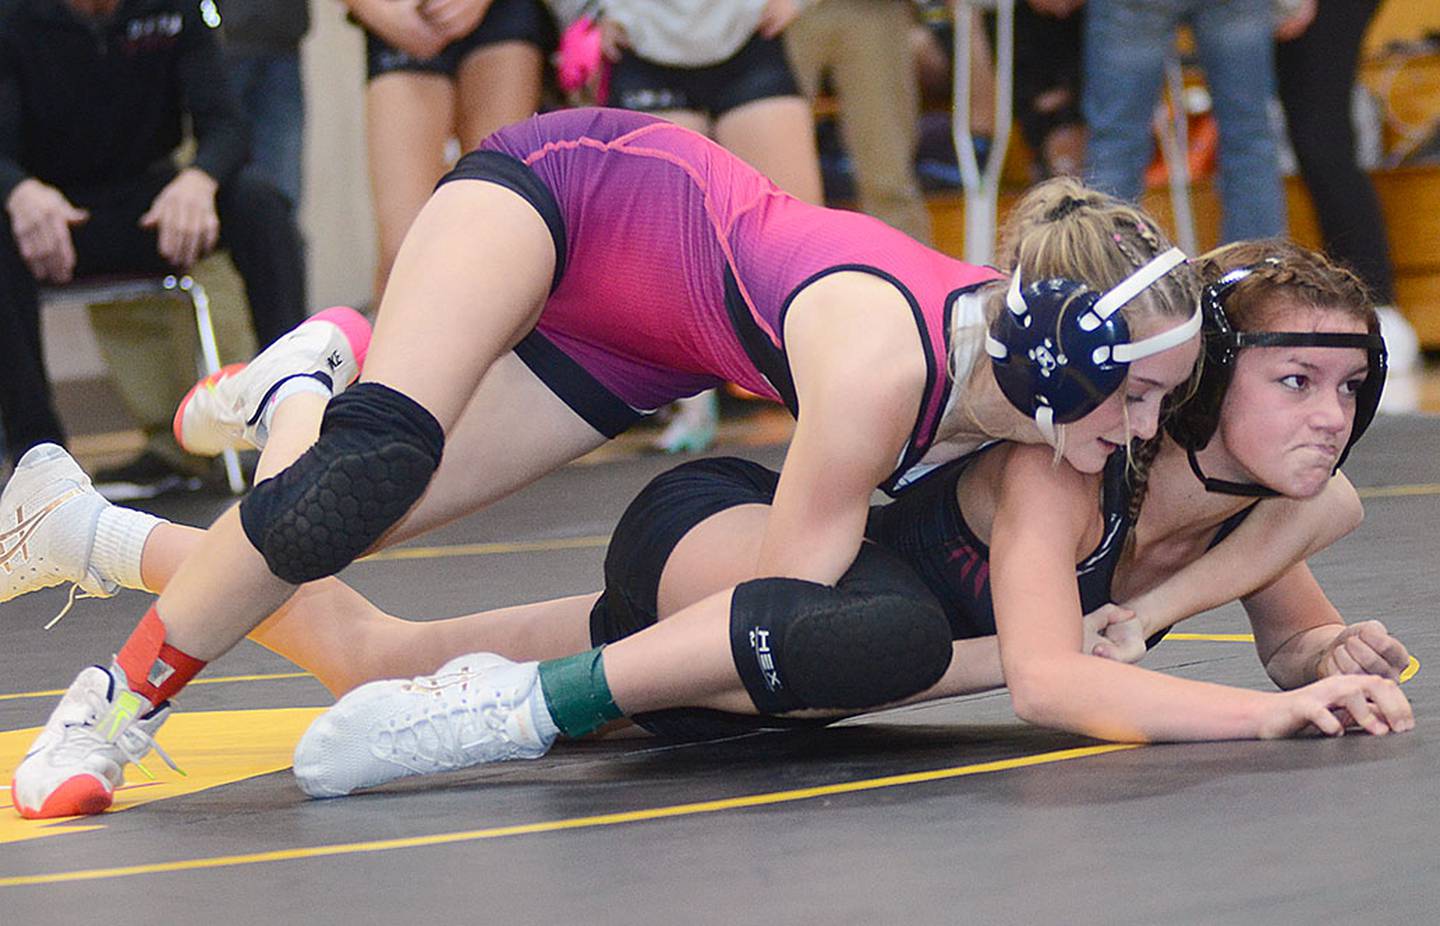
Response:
[881,275,1001,495]
[1077,450,1135,574]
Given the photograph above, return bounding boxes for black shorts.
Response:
[591,457,943,741]
[364,0,557,81]
[608,33,801,119]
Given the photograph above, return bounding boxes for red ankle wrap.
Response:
[116,605,207,705]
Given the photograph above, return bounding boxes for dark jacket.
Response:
[0,0,249,203]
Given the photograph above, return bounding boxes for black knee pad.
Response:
[729,574,953,714]
[240,382,444,584]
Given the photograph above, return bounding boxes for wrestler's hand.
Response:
[1259,674,1413,739]
[1082,603,1145,663]
[1314,620,1411,682]
[421,0,493,44]
[5,178,89,283]
[139,167,220,269]
[757,0,803,39]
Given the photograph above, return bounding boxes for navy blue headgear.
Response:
[986,247,1196,443]
[1165,263,1388,497]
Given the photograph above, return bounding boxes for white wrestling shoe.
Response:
[11,663,175,819]
[1,443,117,606]
[173,305,372,456]
[293,653,558,798]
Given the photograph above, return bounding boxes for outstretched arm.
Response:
[990,447,1410,741]
[1117,474,1364,645]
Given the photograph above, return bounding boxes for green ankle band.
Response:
[537,647,623,738]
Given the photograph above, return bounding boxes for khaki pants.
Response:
[86,252,258,472]
[786,0,933,245]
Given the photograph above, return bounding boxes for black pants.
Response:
[0,164,306,463]
[1276,0,1394,304]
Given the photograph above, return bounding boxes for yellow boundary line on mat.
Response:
[0,743,1136,887]
[358,534,610,563]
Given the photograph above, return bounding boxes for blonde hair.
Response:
[948,177,1202,452]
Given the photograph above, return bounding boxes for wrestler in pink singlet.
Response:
[447,108,1001,492]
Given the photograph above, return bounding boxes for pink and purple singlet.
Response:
[442,108,1001,494]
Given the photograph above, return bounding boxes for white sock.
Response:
[257,375,332,445]
[90,506,165,593]
[529,682,561,743]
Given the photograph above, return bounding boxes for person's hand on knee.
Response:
[139,167,220,269]
[5,178,88,283]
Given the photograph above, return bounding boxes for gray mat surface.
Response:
[2,419,1436,925]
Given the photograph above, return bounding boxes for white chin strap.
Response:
[1034,405,1057,446]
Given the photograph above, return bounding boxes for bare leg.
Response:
[713,96,824,205]
[647,109,713,136]
[607,504,777,715]
[366,72,455,297]
[136,519,596,694]
[377,352,610,544]
[154,180,561,660]
[455,41,545,148]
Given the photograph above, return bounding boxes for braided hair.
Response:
[1197,239,1377,336]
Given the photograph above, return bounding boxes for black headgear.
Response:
[986,247,1196,443]
[1165,263,1388,497]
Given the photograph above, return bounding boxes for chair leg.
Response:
[166,274,247,495]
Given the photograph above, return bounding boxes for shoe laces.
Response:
[55,686,183,781]
[382,671,522,767]
[42,584,101,631]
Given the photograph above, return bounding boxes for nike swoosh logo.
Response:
[0,486,85,574]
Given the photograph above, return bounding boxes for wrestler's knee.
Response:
[239,382,444,584]
[729,576,953,713]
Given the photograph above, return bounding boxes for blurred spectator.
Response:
[787,0,932,243]
[345,0,555,299]
[0,0,306,489]
[222,0,309,209]
[1276,0,1419,375]
[1083,0,1286,242]
[1013,0,1086,179]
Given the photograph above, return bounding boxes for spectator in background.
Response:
[786,0,932,244]
[343,0,555,300]
[222,0,310,210]
[1276,0,1420,377]
[0,0,306,487]
[1013,0,1085,180]
[1082,0,1286,242]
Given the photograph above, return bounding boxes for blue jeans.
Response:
[229,52,305,209]
[1083,0,1285,242]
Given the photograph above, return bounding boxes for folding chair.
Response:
[39,273,246,495]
